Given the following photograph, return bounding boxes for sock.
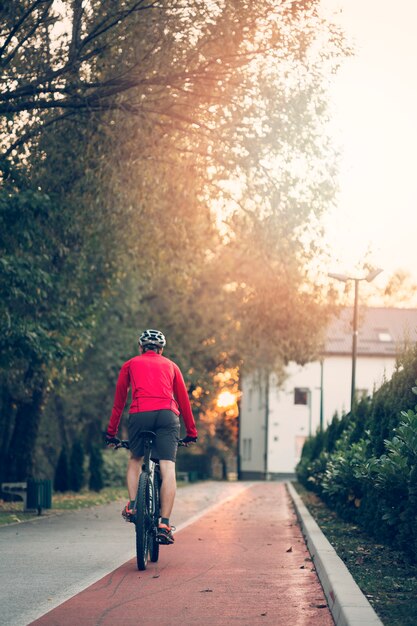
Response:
[161,517,170,526]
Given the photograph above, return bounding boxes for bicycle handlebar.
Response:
[114,439,130,450]
[109,438,190,450]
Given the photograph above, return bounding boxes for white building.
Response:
[239,307,417,478]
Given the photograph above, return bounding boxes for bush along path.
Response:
[297,344,417,564]
[296,345,417,624]
[294,482,417,626]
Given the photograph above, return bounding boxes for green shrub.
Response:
[321,436,370,520]
[101,447,128,487]
[69,439,85,492]
[296,344,417,563]
[54,446,70,492]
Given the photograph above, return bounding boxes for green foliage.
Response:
[322,437,370,519]
[1,1,346,482]
[54,447,70,493]
[69,439,85,493]
[101,449,129,488]
[297,346,417,562]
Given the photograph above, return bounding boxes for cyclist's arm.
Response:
[106,362,130,437]
[173,365,198,439]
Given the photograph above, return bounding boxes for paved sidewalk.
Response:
[30,483,333,626]
[0,481,249,626]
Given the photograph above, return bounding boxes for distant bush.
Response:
[297,345,417,562]
[101,448,128,487]
[54,446,70,492]
[69,439,85,492]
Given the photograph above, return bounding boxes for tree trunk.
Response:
[4,385,45,482]
[0,385,16,483]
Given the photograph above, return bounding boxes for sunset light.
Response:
[216,390,238,409]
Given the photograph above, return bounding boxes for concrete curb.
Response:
[287,482,383,626]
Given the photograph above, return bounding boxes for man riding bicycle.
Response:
[105,329,197,544]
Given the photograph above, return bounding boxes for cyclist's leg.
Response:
[159,460,176,519]
[154,410,180,530]
[127,411,157,504]
[127,455,143,501]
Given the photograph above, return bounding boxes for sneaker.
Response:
[157,523,175,544]
[121,501,136,522]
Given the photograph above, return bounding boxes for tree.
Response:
[0,126,118,482]
[1,1,346,479]
[383,270,417,307]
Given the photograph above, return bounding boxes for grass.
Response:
[294,482,417,626]
[0,479,191,526]
[0,486,127,526]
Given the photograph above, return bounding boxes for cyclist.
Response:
[105,329,197,544]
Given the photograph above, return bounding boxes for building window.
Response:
[242,438,252,461]
[378,331,392,342]
[294,387,309,405]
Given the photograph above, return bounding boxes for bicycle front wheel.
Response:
[135,473,151,571]
[149,467,160,563]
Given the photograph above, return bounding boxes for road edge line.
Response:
[287,482,383,626]
[174,482,254,535]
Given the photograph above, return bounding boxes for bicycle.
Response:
[114,432,187,571]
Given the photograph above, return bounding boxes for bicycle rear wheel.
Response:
[135,472,151,571]
[149,466,161,563]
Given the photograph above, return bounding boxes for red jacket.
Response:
[107,351,197,438]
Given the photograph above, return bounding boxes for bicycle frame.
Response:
[111,432,189,570]
[134,431,160,570]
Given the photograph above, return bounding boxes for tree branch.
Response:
[68,0,84,68]
[79,1,156,50]
[0,0,47,59]
[1,1,54,68]
[3,110,79,159]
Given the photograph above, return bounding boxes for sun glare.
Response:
[216,390,237,409]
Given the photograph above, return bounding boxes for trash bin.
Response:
[26,479,52,514]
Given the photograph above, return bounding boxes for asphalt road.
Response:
[29,482,333,626]
[0,481,249,626]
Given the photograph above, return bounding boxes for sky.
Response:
[320,0,417,289]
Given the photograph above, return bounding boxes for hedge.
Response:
[296,344,417,562]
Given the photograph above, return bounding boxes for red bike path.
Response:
[31,483,333,626]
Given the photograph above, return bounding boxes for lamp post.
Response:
[328,268,383,412]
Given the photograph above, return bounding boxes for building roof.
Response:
[325,307,417,356]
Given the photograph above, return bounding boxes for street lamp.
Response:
[328,268,383,412]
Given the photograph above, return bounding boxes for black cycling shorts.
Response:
[127,410,180,462]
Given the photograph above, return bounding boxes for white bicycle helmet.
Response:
[138,329,166,348]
